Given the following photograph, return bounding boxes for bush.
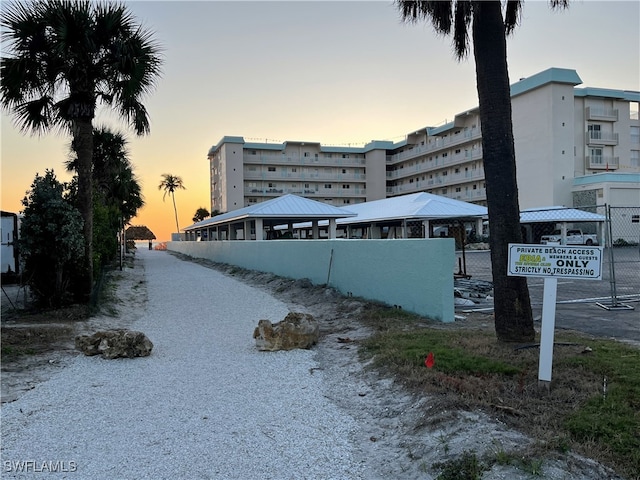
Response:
[20,170,84,307]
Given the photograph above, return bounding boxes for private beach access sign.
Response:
[508,244,603,280]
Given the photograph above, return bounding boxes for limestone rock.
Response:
[75,329,153,359]
[253,312,319,351]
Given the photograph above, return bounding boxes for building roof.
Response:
[510,67,583,97]
[520,206,605,223]
[573,172,640,186]
[284,192,488,231]
[183,194,356,231]
[126,225,157,240]
[335,192,487,226]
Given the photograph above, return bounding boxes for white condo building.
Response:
[208,68,640,214]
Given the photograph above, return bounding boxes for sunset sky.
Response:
[2,1,639,242]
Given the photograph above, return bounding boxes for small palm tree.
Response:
[159,174,186,236]
[192,207,210,223]
[1,0,162,300]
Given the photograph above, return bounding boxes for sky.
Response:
[1,0,639,242]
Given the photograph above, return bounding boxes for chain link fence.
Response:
[455,205,640,307]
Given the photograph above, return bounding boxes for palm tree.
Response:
[192,207,210,223]
[66,127,144,267]
[1,0,162,300]
[66,127,145,223]
[396,1,568,342]
[159,174,186,237]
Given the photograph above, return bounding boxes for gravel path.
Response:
[1,249,366,479]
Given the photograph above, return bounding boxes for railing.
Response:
[244,171,367,183]
[586,156,619,170]
[586,107,618,122]
[386,128,482,164]
[386,149,483,180]
[244,187,366,196]
[243,154,366,167]
[386,184,486,201]
[586,131,619,145]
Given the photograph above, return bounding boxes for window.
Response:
[304,152,310,157]
[455,187,461,192]
[247,182,257,188]
[588,124,602,140]
[441,188,447,194]
[248,166,257,171]
[342,184,350,189]
[454,168,460,173]
[291,168,297,172]
[343,199,351,204]
[473,184,477,190]
[442,171,448,176]
[304,183,310,188]
[630,151,639,167]
[248,150,257,155]
[324,184,332,189]
[248,198,257,204]
[342,154,349,158]
[342,169,347,174]
[268,183,275,188]
[442,152,448,157]
[268,166,276,172]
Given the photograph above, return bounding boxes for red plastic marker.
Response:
[425,352,435,368]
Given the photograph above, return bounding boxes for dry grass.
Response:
[358,304,640,479]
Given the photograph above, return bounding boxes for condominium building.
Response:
[207,68,640,214]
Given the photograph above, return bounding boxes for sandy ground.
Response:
[0,250,624,479]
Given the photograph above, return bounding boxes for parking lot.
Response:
[456,246,640,345]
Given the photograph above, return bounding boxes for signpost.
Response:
[507,243,604,388]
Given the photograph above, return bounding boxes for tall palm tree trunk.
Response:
[472,1,534,342]
[74,118,94,300]
[171,192,180,237]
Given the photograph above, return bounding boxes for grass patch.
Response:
[432,451,488,480]
[2,345,38,357]
[358,305,640,478]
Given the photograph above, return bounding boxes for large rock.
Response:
[75,329,153,359]
[253,312,319,351]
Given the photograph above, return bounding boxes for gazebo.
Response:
[126,225,157,249]
[182,194,356,241]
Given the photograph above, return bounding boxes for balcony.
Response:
[586,107,618,122]
[586,131,618,146]
[244,169,366,182]
[243,153,366,167]
[245,187,366,197]
[586,156,619,170]
[386,129,482,164]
